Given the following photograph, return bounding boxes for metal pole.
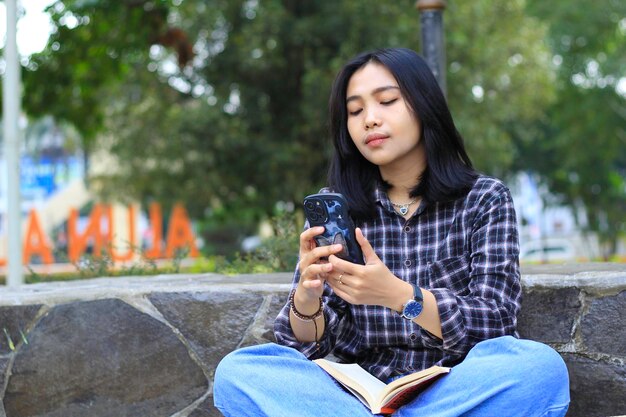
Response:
[3,0,24,286]
[416,0,447,97]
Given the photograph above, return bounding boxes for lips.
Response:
[364,133,389,146]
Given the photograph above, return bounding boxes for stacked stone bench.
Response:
[0,264,624,417]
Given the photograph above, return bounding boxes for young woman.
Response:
[214,48,570,417]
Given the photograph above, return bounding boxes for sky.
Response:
[0,0,54,56]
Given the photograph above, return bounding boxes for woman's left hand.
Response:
[327,228,411,310]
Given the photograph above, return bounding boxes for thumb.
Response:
[355,227,378,264]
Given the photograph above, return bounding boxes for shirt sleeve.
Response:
[421,182,522,357]
[273,262,350,359]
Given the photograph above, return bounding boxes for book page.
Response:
[314,360,450,414]
[313,360,386,406]
[380,371,447,407]
[383,366,448,395]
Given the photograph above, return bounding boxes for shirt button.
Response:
[404,226,411,233]
[404,259,412,267]
[409,333,418,341]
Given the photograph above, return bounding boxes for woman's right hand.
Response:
[296,226,344,303]
[289,226,342,343]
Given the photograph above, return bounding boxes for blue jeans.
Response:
[213,336,569,417]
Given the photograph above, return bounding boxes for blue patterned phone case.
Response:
[303,193,364,265]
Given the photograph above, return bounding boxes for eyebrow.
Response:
[346,85,400,103]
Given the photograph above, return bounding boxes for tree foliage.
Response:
[21,0,192,146]
[12,0,624,254]
[22,1,548,205]
[93,0,420,218]
[445,0,555,176]
[523,0,626,254]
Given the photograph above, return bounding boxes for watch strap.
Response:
[412,284,423,302]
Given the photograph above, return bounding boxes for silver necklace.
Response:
[390,197,418,216]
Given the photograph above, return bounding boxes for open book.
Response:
[313,359,450,414]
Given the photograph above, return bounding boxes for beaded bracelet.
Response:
[289,290,324,321]
[289,290,323,350]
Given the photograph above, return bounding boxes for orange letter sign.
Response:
[144,203,163,259]
[165,203,199,258]
[108,204,137,262]
[68,204,106,263]
[23,209,54,264]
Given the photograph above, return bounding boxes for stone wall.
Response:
[0,264,624,417]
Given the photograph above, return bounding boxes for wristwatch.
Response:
[400,284,423,320]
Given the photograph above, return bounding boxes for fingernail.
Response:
[334,244,343,250]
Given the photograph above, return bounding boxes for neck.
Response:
[386,185,414,205]
[380,148,426,203]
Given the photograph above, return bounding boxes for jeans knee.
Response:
[214,344,292,395]
[510,339,569,393]
[214,350,235,388]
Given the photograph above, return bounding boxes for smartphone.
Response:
[303,193,364,265]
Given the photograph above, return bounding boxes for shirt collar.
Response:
[374,186,397,215]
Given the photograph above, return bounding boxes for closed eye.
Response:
[381,98,398,105]
[348,109,362,116]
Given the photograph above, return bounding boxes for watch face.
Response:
[402,300,423,319]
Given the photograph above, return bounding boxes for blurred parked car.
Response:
[520,238,577,263]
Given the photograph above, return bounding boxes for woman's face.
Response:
[345,62,424,172]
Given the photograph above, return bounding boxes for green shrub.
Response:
[190,210,300,274]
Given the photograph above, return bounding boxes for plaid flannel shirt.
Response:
[274,175,521,381]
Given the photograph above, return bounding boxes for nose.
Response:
[364,107,381,129]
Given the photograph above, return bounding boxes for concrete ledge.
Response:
[0,264,624,417]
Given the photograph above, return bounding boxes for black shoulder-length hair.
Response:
[327,47,478,221]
